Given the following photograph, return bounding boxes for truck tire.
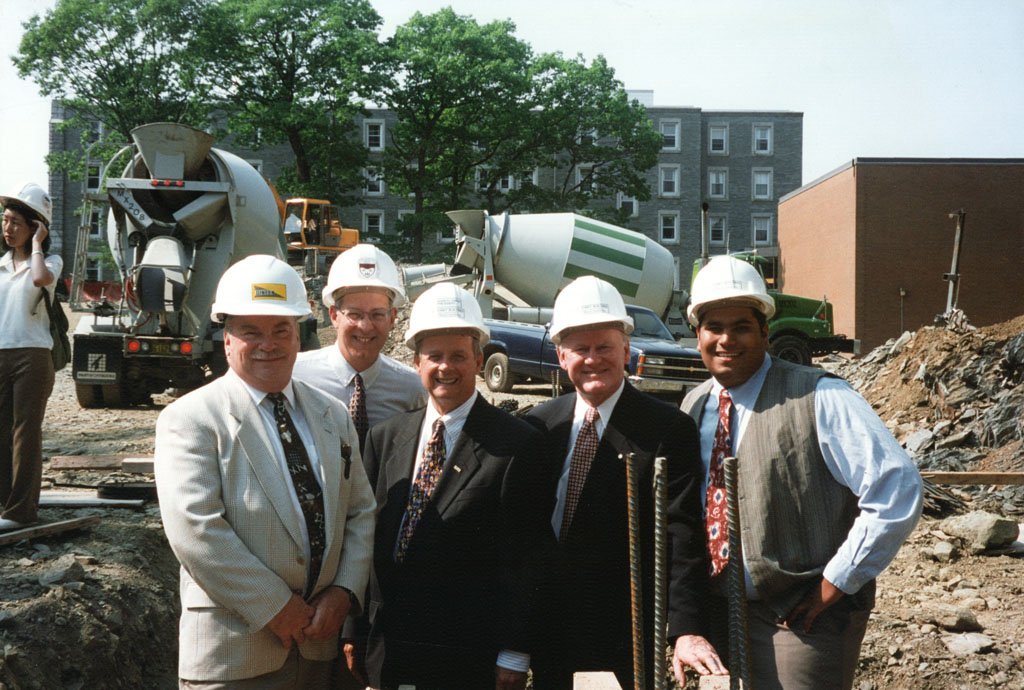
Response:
[770,334,812,366]
[75,383,102,409]
[484,352,516,393]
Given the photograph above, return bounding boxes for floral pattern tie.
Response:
[706,389,733,577]
[268,392,325,596]
[395,419,446,563]
[560,406,600,540]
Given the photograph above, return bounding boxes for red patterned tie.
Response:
[560,406,600,539]
[349,372,369,450]
[706,390,733,577]
[395,419,446,563]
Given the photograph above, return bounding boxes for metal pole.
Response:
[943,209,966,314]
[723,456,752,690]
[621,451,647,690]
[652,457,668,690]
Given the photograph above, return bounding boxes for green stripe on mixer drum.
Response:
[569,237,645,270]
[574,218,646,248]
[563,263,640,297]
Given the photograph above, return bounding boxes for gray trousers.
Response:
[179,647,332,690]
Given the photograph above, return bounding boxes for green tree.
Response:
[507,53,663,225]
[381,8,536,261]
[206,0,390,201]
[14,0,218,144]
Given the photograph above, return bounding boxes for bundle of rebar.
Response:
[724,455,752,690]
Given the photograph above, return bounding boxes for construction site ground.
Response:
[0,309,1022,689]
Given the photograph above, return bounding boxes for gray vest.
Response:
[683,357,873,618]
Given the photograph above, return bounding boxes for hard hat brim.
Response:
[687,294,776,327]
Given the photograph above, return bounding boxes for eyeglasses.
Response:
[338,309,391,325]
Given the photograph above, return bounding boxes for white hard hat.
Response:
[210,254,312,323]
[548,275,634,344]
[687,255,776,327]
[404,282,489,348]
[322,243,407,308]
[0,183,52,225]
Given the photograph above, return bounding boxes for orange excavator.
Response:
[281,197,360,272]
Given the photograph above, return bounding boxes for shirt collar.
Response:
[573,379,625,427]
[710,354,772,410]
[424,390,478,429]
[229,369,298,409]
[332,345,382,387]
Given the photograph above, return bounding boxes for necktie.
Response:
[267,393,326,596]
[706,389,733,577]
[350,372,369,450]
[395,419,446,563]
[560,406,599,539]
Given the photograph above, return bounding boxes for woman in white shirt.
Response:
[0,183,63,531]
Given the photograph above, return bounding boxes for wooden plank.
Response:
[0,516,102,546]
[48,455,125,470]
[39,491,145,509]
[121,458,155,474]
[921,471,1024,486]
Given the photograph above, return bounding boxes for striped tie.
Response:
[560,406,599,539]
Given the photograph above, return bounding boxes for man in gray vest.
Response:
[678,256,923,690]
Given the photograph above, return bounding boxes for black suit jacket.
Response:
[526,382,709,684]
[363,395,556,689]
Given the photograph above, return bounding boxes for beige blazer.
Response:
[155,372,376,682]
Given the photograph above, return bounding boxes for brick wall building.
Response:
[778,158,1024,351]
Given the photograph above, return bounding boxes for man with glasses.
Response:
[293,244,426,453]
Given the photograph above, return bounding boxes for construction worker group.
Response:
[155,245,923,690]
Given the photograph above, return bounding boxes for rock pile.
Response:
[825,314,1024,517]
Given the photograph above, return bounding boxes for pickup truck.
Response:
[481,305,709,398]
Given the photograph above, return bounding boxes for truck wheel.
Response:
[75,383,102,409]
[484,352,515,393]
[771,335,812,366]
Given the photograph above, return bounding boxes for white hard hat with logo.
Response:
[548,275,635,344]
[687,255,776,327]
[0,183,52,225]
[404,282,489,348]
[210,254,312,323]
[322,243,407,308]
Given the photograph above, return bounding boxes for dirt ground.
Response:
[0,313,1021,689]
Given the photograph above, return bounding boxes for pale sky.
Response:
[2,0,1022,197]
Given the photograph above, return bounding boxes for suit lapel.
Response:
[577,384,645,508]
[431,398,487,517]
[228,378,306,553]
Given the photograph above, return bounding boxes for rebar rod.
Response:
[724,455,752,690]
[652,456,668,690]
[622,451,647,690]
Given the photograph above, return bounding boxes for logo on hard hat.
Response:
[435,298,465,319]
[358,262,377,278]
[251,283,288,301]
[581,302,611,315]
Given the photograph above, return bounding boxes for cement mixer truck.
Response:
[404,209,690,334]
[69,123,285,407]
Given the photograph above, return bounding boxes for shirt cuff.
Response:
[496,649,530,673]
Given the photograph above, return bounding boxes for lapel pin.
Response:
[341,442,352,479]
[453,465,462,473]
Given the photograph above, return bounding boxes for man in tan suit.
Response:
[156,255,376,689]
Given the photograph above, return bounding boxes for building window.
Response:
[246,159,264,174]
[752,169,773,200]
[579,128,598,146]
[497,173,516,192]
[752,215,773,246]
[659,165,680,197]
[577,165,595,193]
[617,193,638,217]
[86,163,102,192]
[709,125,728,154]
[364,120,385,150]
[658,211,679,244]
[660,119,680,151]
[364,168,384,196]
[88,209,102,237]
[709,215,727,246]
[708,169,728,199]
[753,124,773,155]
[362,210,383,237]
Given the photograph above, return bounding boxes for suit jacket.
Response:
[154,372,376,682]
[363,395,555,689]
[525,382,708,682]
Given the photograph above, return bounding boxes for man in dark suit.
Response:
[362,283,555,690]
[526,276,725,689]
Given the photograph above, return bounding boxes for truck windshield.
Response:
[631,310,674,340]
